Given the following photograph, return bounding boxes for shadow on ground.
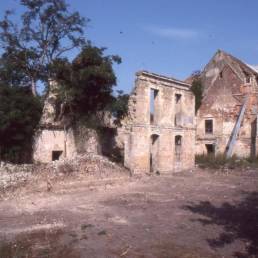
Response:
[0,229,80,258]
[183,191,258,258]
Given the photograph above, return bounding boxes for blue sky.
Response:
[1,0,258,93]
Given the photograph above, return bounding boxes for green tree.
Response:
[191,78,203,113]
[0,51,30,87]
[190,70,203,113]
[52,44,122,121]
[0,0,87,95]
[0,84,42,163]
[109,90,129,126]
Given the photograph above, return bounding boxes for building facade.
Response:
[124,71,196,173]
[195,50,258,157]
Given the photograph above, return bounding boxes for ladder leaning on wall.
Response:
[226,95,249,158]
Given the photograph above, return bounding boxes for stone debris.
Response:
[0,153,129,193]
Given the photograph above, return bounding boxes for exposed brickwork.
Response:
[196,50,258,157]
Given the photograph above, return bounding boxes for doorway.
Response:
[205,144,215,155]
[175,135,182,162]
[150,134,159,172]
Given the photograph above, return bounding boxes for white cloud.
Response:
[143,25,199,40]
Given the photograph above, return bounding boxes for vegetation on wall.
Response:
[190,72,203,113]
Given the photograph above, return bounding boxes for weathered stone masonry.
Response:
[124,71,196,173]
[33,81,99,163]
[32,50,258,170]
[195,50,258,157]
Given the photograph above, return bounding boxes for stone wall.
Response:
[124,71,196,173]
[33,127,101,163]
[33,79,102,163]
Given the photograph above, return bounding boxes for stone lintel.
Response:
[136,70,191,90]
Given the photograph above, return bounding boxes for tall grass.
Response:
[196,154,258,169]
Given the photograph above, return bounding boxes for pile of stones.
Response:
[0,153,129,192]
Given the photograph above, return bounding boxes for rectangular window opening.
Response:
[175,94,182,104]
[175,94,182,126]
[150,89,158,124]
[205,119,213,134]
[205,144,215,155]
[52,150,63,161]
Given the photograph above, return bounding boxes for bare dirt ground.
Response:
[0,168,257,258]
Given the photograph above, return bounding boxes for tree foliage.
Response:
[0,1,124,164]
[0,84,42,163]
[51,44,122,121]
[0,51,31,87]
[0,0,87,95]
[109,90,129,125]
[191,78,203,113]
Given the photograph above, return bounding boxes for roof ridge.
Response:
[222,51,258,76]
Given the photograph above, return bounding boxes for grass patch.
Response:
[196,154,258,170]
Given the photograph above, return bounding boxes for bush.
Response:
[0,85,42,163]
[191,78,203,113]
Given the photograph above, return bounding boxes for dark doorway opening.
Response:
[205,144,215,155]
[175,135,182,162]
[150,134,159,172]
[52,150,63,161]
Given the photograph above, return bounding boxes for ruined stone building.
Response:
[33,73,196,172]
[124,71,196,173]
[33,81,99,163]
[194,50,258,157]
[33,50,258,171]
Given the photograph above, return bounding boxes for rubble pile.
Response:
[0,163,36,191]
[0,153,129,193]
[50,153,128,177]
